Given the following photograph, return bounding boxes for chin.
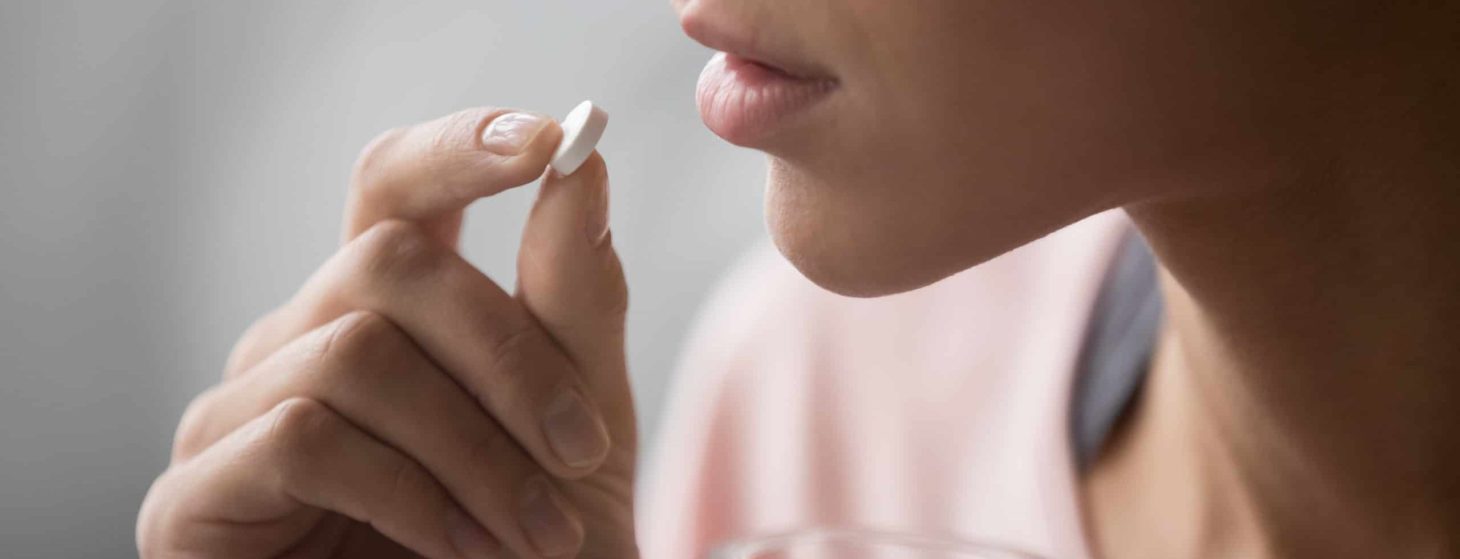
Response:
[770,236,940,298]
[761,158,1086,299]
[762,166,974,299]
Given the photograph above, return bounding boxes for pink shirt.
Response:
[638,211,1134,559]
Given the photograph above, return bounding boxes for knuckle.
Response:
[351,126,407,190]
[482,324,582,420]
[352,220,444,285]
[223,306,287,379]
[171,388,220,462]
[463,425,518,479]
[424,109,491,171]
[430,109,485,154]
[483,323,548,393]
[385,458,437,506]
[309,310,410,376]
[136,469,181,558]
[264,397,337,459]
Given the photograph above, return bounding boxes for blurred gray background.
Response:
[0,1,766,555]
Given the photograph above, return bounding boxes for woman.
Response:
[137,0,1459,557]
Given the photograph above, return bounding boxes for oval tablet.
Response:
[550,100,609,176]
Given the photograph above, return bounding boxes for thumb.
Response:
[516,153,634,431]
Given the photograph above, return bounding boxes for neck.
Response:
[1086,84,1460,557]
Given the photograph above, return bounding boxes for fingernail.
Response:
[585,177,610,246]
[542,387,612,470]
[518,477,584,557]
[446,507,500,559]
[480,112,550,155]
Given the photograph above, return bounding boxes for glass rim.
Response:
[708,527,1046,559]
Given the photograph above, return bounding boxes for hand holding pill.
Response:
[140,103,639,559]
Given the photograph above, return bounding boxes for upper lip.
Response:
[678,4,836,82]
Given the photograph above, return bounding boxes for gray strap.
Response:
[1070,231,1163,471]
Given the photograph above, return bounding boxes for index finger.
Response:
[260,221,615,479]
[344,107,564,246]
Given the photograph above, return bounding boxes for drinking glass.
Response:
[708,528,1045,559]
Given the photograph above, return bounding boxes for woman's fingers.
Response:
[174,311,587,558]
[141,398,495,559]
[345,107,564,247]
[517,153,635,431]
[514,154,640,555]
[229,108,563,376]
[149,107,637,559]
[223,220,611,478]
[224,108,563,378]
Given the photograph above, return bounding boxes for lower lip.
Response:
[695,53,837,147]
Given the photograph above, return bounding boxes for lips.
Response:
[695,53,837,146]
[680,7,839,147]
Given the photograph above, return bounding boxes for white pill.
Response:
[549,100,609,176]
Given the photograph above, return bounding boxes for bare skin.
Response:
[140,0,1458,557]
[1088,96,1460,557]
[672,0,1460,556]
[138,109,638,559]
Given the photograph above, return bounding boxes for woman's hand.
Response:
[138,108,637,559]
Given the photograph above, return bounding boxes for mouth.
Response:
[695,53,838,147]
[681,10,840,147]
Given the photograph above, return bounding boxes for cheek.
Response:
[873,2,1274,192]
[763,15,1128,295]
[884,9,1143,180]
[768,1,1293,296]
